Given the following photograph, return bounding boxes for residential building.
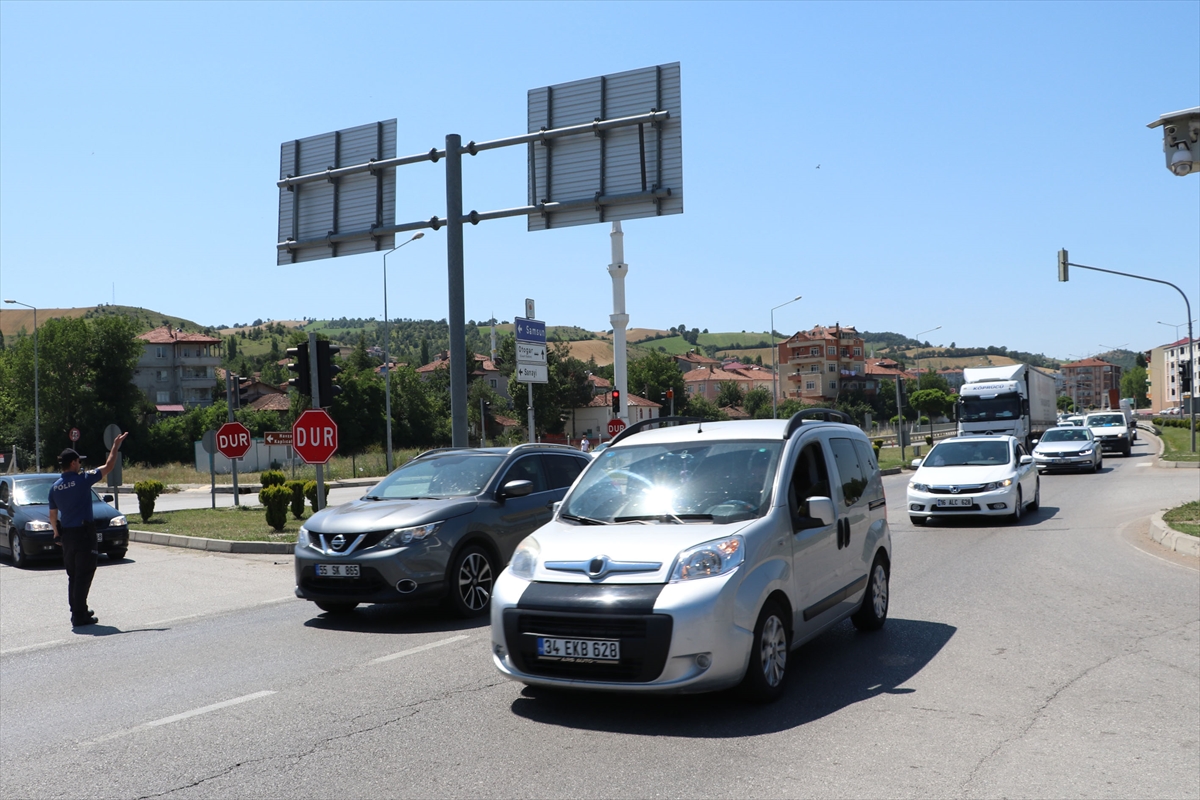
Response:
[416,351,510,401]
[682,365,756,404]
[134,327,222,411]
[779,325,871,402]
[721,362,777,396]
[1147,337,1198,413]
[1060,357,1122,410]
[673,351,722,373]
[571,392,661,442]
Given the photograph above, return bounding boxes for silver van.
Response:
[490,411,892,701]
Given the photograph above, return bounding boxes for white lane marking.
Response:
[372,634,470,664]
[83,690,276,746]
[0,639,66,656]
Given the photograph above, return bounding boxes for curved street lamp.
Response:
[382,232,425,472]
[4,299,39,471]
[912,325,942,383]
[770,295,802,419]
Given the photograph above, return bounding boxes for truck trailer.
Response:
[956,364,1058,448]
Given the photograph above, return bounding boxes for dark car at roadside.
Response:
[293,444,592,618]
[0,474,130,568]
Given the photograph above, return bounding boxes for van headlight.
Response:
[670,535,745,582]
[380,522,443,549]
[510,537,540,580]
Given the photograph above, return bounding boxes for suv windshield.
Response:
[1040,429,1089,443]
[367,453,505,499]
[561,440,781,524]
[922,440,1010,467]
[1087,415,1124,427]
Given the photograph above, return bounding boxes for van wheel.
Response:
[852,555,889,631]
[738,601,790,703]
[315,601,358,615]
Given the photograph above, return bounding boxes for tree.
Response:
[627,351,685,414]
[716,381,746,408]
[685,394,726,421]
[1057,394,1075,412]
[743,387,771,418]
[909,388,954,441]
[1120,366,1149,408]
[1135,352,1147,369]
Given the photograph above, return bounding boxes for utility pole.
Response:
[609,222,630,425]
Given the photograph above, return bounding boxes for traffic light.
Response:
[286,343,310,395]
[1057,249,1069,282]
[316,340,343,405]
[611,389,620,414]
[1182,362,1193,395]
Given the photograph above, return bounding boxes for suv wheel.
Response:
[738,600,790,702]
[852,555,889,631]
[449,545,494,618]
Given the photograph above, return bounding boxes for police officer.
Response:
[49,431,129,627]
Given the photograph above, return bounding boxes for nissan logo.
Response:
[331,534,346,551]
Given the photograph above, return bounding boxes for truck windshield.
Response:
[959,396,1021,422]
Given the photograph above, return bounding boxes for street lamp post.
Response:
[1058,250,1195,451]
[770,295,802,419]
[382,232,425,472]
[911,326,941,448]
[4,299,39,471]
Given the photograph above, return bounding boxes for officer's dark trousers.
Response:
[60,525,98,621]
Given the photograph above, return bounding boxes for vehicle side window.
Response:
[0,481,8,505]
[786,442,832,526]
[829,437,868,507]
[542,454,585,490]
[851,439,878,480]
[500,456,548,494]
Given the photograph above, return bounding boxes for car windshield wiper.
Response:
[614,513,687,524]
[364,495,442,501]
[559,513,609,525]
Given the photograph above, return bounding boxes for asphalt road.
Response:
[2,438,1197,799]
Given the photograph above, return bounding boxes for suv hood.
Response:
[520,518,751,584]
[912,464,1017,487]
[306,497,478,534]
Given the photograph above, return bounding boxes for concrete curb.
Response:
[129,529,294,555]
[1148,512,1200,557]
[1143,428,1200,469]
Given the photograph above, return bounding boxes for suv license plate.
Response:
[936,498,972,507]
[316,564,360,578]
[537,637,620,662]
[96,531,104,542]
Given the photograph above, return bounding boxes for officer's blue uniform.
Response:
[49,469,102,624]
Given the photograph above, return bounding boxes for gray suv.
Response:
[294,444,592,617]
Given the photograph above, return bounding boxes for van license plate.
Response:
[316,564,360,578]
[936,498,972,507]
[536,637,620,662]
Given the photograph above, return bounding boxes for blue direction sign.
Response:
[515,317,546,344]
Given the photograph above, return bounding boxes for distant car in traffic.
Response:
[1032,427,1103,473]
[0,474,129,568]
[907,434,1039,525]
[1084,412,1133,456]
[293,444,592,617]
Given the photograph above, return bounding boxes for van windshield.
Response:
[1087,415,1124,427]
[561,441,781,524]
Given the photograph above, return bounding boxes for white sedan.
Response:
[906,435,1039,526]
[1032,427,1102,473]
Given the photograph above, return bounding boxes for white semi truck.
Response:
[956,364,1058,448]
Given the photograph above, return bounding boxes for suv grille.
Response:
[504,609,672,683]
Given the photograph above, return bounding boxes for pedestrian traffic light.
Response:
[316,340,343,406]
[1057,249,1069,282]
[286,343,310,396]
[611,389,620,414]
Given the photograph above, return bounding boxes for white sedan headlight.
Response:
[983,479,1014,491]
[909,481,931,492]
[1078,447,1094,456]
[510,536,540,580]
[670,535,745,582]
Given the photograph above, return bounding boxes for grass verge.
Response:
[131,506,303,542]
[1157,425,1200,462]
[120,448,422,487]
[1163,501,1200,537]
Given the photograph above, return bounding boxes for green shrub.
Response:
[303,480,330,514]
[133,479,166,523]
[260,470,286,488]
[259,485,292,532]
[925,435,934,446]
[285,480,307,519]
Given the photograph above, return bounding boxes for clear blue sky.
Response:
[2,1,1197,360]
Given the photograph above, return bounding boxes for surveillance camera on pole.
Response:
[1147,107,1200,177]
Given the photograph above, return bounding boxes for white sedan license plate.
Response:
[315,563,360,578]
[536,636,620,662]
[936,498,972,507]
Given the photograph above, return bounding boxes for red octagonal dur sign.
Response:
[216,422,253,460]
[292,409,338,464]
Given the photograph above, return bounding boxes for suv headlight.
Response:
[670,535,745,582]
[25,520,52,532]
[909,481,930,493]
[380,522,443,549]
[510,537,540,580]
[298,526,311,549]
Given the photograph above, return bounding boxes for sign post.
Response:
[216,420,252,507]
[201,430,216,508]
[607,418,626,438]
[515,312,548,442]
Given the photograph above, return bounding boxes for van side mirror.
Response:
[911,458,923,468]
[498,479,533,500]
[806,497,835,526]
[1031,438,1039,445]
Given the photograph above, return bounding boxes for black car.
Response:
[0,474,130,568]
[294,444,592,617]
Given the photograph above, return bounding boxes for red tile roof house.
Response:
[682,365,756,404]
[416,351,510,401]
[567,392,662,445]
[673,351,722,372]
[134,326,222,412]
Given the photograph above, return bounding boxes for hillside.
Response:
[0,304,208,338]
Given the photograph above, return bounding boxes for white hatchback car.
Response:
[490,411,892,701]
[906,434,1039,525]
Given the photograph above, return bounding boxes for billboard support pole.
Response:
[446,134,468,447]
